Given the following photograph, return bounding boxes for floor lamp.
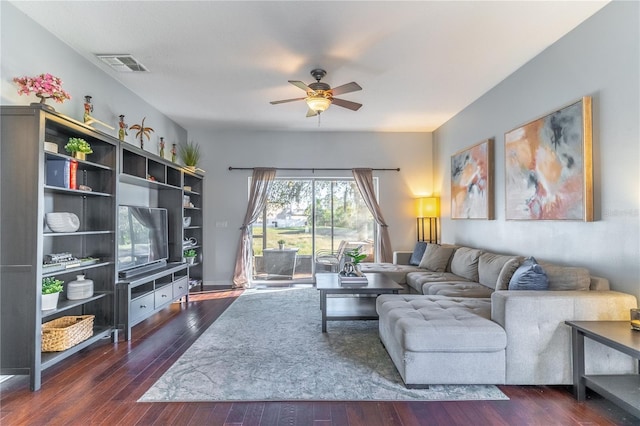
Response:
[416,197,439,244]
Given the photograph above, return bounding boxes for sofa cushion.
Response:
[359,263,423,284]
[408,242,428,266]
[509,257,549,290]
[495,258,522,290]
[424,282,494,298]
[450,247,482,281]
[538,261,591,291]
[418,244,455,272]
[406,271,470,293]
[478,253,522,290]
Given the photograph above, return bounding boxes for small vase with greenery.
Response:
[42,277,64,311]
[277,239,286,250]
[178,141,201,169]
[65,137,93,160]
[184,249,197,264]
[343,247,367,277]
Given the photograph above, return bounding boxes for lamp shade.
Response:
[306,95,331,113]
[416,197,440,218]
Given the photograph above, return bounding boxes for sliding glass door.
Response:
[251,177,376,282]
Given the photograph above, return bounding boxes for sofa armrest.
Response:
[491,290,638,385]
[393,251,413,265]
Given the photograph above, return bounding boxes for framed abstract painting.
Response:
[451,138,493,219]
[504,97,593,221]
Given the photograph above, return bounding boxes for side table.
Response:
[565,320,640,418]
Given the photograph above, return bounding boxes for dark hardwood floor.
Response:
[1,288,638,426]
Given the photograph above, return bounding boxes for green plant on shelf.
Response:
[42,277,63,294]
[183,249,197,258]
[64,137,93,154]
[178,140,201,167]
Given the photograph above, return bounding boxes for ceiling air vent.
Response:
[95,54,148,72]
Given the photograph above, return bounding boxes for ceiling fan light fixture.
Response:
[306,95,331,113]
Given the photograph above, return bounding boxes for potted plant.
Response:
[184,249,197,265]
[277,239,286,250]
[344,247,367,275]
[65,137,93,160]
[178,140,201,170]
[42,277,64,311]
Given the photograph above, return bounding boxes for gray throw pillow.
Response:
[538,262,590,291]
[509,257,549,290]
[418,244,455,272]
[409,242,428,266]
[450,247,482,281]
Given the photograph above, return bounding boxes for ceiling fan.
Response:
[270,69,362,117]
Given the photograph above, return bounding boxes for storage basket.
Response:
[41,315,94,352]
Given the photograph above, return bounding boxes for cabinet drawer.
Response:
[130,293,154,322]
[173,277,188,298]
[154,284,173,308]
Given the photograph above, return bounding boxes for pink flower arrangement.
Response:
[13,73,71,103]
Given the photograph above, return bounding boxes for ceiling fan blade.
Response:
[332,98,363,111]
[289,80,314,93]
[330,82,362,96]
[270,97,306,105]
[306,108,318,118]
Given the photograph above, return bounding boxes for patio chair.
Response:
[315,240,348,273]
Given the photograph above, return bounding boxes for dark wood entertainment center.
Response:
[0,105,204,390]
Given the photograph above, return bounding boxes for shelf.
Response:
[184,225,202,230]
[41,292,109,319]
[183,206,202,211]
[43,230,114,237]
[583,375,640,418]
[183,189,201,196]
[44,185,113,198]
[40,326,112,370]
[42,261,114,278]
[45,151,113,171]
[119,173,181,190]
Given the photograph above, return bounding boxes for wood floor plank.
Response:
[0,289,636,426]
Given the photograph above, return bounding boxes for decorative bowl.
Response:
[183,216,192,228]
[44,141,58,153]
[46,212,80,233]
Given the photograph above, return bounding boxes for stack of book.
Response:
[338,274,368,286]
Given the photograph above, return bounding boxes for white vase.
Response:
[42,292,59,311]
[67,274,94,300]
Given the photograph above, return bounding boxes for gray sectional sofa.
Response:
[360,244,638,387]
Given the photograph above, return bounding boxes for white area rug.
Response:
[140,287,508,402]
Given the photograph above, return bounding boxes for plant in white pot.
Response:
[184,249,197,265]
[42,277,63,311]
[277,239,286,250]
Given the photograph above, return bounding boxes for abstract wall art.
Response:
[505,97,593,221]
[451,138,493,219]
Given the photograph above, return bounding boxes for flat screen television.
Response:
[117,205,169,273]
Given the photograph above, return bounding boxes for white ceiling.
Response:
[11,1,608,132]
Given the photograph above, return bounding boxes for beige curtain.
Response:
[352,168,392,263]
[232,168,276,288]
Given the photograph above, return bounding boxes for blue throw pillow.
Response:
[509,256,549,290]
[409,242,428,266]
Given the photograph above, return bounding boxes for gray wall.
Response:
[186,128,433,284]
[434,1,639,299]
[1,2,187,155]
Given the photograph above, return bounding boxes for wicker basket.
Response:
[41,315,94,352]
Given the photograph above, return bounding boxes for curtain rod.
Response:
[228,167,400,172]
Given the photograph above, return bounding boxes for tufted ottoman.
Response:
[376,294,507,387]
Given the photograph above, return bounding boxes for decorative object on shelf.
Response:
[183,216,192,228]
[184,249,197,265]
[13,73,71,111]
[416,197,440,243]
[41,315,94,352]
[118,114,128,141]
[183,237,198,249]
[183,185,192,192]
[41,277,64,311]
[44,141,58,153]
[130,117,154,150]
[64,137,93,160]
[159,137,165,158]
[631,309,640,331]
[277,239,286,250]
[451,138,493,220]
[81,95,114,130]
[505,96,593,221]
[171,143,177,162]
[45,212,80,233]
[178,140,202,170]
[66,274,94,300]
[183,195,191,207]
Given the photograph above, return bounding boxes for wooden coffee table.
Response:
[316,272,403,332]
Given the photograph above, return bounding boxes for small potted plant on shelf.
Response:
[64,137,93,160]
[42,277,64,311]
[277,239,286,250]
[184,249,197,265]
[178,140,202,171]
